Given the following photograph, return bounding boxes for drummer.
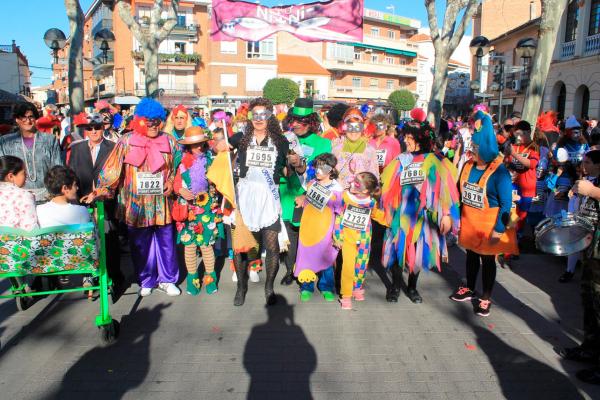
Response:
[558,150,600,385]
[449,110,518,317]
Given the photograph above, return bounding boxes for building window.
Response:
[174,42,186,54]
[176,15,186,27]
[399,59,407,65]
[220,73,237,87]
[385,56,394,65]
[387,30,395,39]
[371,54,378,63]
[220,41,237,54]
[326,43,354,61]
[352,77,362,88]
[370,79,378,88]
[386,80,394,90]
[565,0,579,42]
[371,27,380,37]
[590,0,600,36]
[354,52,361,61]
[247,39,275,60]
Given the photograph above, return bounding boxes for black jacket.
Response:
[68,139,115,197]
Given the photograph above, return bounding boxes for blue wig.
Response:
[472,110,498,163]
[135,98,167,121]
[192,117,207,128]
[360,103,370,116]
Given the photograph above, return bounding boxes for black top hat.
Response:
[291,98,315,117]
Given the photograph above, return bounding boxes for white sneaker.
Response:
[232,271,238,282]
[157,282,181,296]
[139,287,153,297]
[249,270,260,283]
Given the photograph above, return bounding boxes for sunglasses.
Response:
[251,111,272,121]
[291,118,310,126]
[85,124,103,131]
[345,122,364,133]
[503,124,513,131]
[146,118,162,127]
[19,115,36,121]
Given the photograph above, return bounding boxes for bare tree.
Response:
[115,0,179,96]
[64,0,84,114]
[521,0,569,124]
[425,0,480,129]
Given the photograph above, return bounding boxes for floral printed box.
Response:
[0,223,99,275]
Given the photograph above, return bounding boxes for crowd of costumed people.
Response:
[2,96,600,384]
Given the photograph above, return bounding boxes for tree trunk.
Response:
[425,0,480,131]
[521,0,569,125]
[64,0,84,114]
[116,0,179,97]
[143,45,159,96]
[428,53,450,130]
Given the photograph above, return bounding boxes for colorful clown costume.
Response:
[380,152,460,273]
[294,179,344,293]
[335,191,376,299]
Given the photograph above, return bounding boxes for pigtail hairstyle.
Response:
[357,171,381,200]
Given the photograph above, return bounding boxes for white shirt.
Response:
[36,201,91,228]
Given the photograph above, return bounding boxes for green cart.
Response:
[0,201,119,344]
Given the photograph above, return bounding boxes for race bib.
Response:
[376,149,387,167]
[569,151,584,163]
[306,183,332,212]
[246,145,276,169]
[342,204,371,231]
[136,172,164,195]
[400,162,424,186]
[512,153,529,170]
[462,182,484,209]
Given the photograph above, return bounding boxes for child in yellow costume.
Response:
[334,172,381,310]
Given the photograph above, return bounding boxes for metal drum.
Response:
[535,212,595,256]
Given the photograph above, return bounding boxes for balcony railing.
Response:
[585,33,600,57]
[133,17,197,35]
[561,41,575,59]
[134,83,198,97]
[331,85,397,99]
[131,51,201,65]
[323,58,418,77]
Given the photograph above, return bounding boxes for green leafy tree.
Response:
[262,78,300,106]
[388,89,416,112]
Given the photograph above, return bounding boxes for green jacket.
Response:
[280,132,331,225]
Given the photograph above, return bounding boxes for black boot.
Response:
[407,272,422,304]
[280,270,295,285]
[386,267,402,302]
[233,258,248,306]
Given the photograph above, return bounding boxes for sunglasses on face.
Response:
[503,124,513,131]
[146,118,162,127]
[251,111,272,121]
[345,122,364,133]
[85,124,103,131]
[20,115,36,121]
[291,118,310,126]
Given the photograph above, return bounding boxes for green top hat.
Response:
[291,98,315,117]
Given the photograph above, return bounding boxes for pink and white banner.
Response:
[210,0,363,43]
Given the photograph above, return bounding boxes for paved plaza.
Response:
[1,245,600,400]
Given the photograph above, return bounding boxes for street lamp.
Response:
[515,38,537,59]
[43,28,67,64]
[94,29,115,64]
[469,36,491,101]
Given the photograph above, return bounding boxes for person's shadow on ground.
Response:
[45,303,169,400]
[243,295,316,400]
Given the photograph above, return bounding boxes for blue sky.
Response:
[2,0,435,87]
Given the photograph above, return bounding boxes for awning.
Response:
[341,42,417,58]
[114,96,140,105]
